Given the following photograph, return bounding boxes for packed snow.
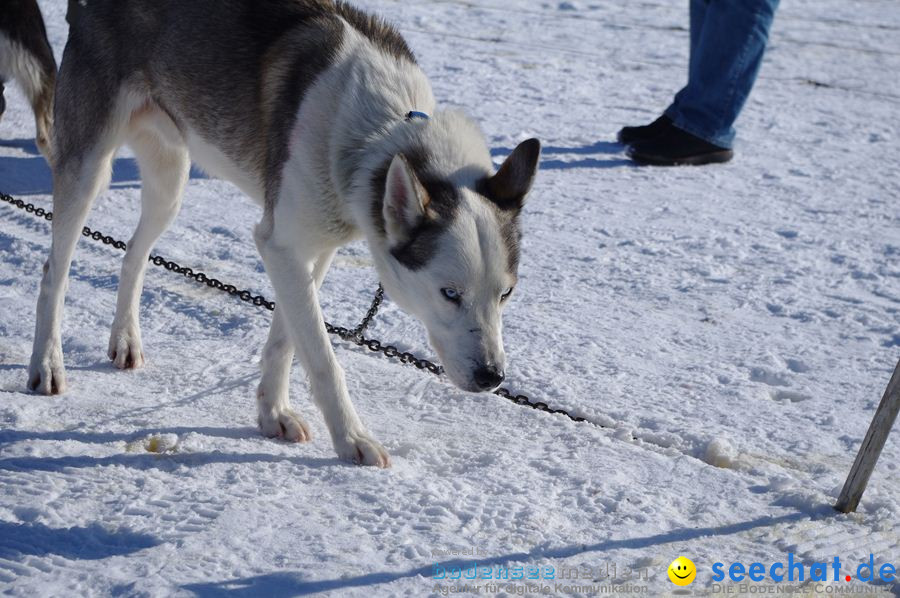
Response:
[0,0,898,596]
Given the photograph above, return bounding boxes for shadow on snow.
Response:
[0,520,159,561]
[492,140,635,170]
[0,138,206,196]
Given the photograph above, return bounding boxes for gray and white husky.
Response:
[28,0,541,467]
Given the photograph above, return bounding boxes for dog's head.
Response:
[374,113,540,392]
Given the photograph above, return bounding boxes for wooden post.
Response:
[835,357,900,513]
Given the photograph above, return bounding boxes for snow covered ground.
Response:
[1,0,898,596]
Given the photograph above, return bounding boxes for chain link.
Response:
[1,191,595,428]
[351,284,384,340]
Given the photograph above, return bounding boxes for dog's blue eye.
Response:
[441,288,461,303]
[501,287,513,301]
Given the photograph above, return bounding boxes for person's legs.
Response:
[617,1,709,145]
[686,0,709,83]
[665,0,780,149]
[666,0,710,116]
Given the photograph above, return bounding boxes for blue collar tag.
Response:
[406,111,430,121]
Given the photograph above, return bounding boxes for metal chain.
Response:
[1,191,588,426]
[351,284,385,340]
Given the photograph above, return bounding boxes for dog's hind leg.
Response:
[108,110,189,370]
[29,64,55,162]
[256,249,335,442]
[0,0,58,161]
[19,38,56,162]
[27,78,129,394]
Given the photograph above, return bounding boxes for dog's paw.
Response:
[108,323,145,370]
[27,342,66,395]
[258,408,312,443]
[334,431,391,468]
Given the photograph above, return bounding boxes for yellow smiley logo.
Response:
[668,556,697,586]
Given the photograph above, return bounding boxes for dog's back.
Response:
[61,0,418,202]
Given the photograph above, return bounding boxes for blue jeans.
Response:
[664,0,780,149]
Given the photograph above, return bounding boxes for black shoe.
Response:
[617,115,673,145]
[627,126,733,166]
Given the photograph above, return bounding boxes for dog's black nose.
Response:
[473,365,504,390]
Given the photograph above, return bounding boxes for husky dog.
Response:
[0,0,57,160]
[28,0,541,467]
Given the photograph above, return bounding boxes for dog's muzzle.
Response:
[473,365,504,391]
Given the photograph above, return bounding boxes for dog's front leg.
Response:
[255,231,389,467]
[257,305,312,442]
[256,249,334,442]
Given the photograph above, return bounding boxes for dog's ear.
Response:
[383,154,429,243]
[484,138,541,211]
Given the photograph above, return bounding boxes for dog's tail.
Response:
[0,0,58,161]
